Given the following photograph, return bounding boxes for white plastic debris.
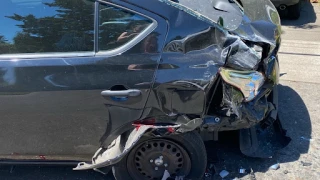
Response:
[300,136,314,142]
[269,163,280,170]
[161,170,171,180]
[219,170,229,178]
[239,169,246,174]
[239,168,251,174]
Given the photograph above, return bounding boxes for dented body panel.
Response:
[0,0,288,171]
[74,0,289,171]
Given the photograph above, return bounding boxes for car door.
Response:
[0,0,167,161]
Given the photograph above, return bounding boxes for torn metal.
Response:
[74,124,181,170]
[75,0,289,171]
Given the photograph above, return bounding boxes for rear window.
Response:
[98,4,153,51]
[0,0,94,54]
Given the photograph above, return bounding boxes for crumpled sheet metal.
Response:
[74,124,181,170]
[163,26,263,71]
[74,125,151,170]
[221,83,272,124]
[156,0,280,124]
[157,0,230,31]
[157,0,243,30]
[226,38,263,70]
[158,0,280,47]
[233,0,281,47]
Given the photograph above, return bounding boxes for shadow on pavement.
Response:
[0,165,111,180]
[281,1,318,29]
[205,84,311,179]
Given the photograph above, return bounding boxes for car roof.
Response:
[121,0,243,31]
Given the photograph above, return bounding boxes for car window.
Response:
[98,3,153,51]
[0,0,94,54]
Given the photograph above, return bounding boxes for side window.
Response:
[98,3,153,51]
[0,0,94,54]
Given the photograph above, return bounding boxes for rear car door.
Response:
[0,0,167,161]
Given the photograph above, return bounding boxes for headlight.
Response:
[219,68,265,101]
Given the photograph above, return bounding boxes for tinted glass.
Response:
[99,3,153,51]
[0,0,94,54]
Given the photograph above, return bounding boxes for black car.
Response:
[271,0,301,19]
[0,0,290,179]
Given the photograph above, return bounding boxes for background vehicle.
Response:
[271,0,301,19]
[0,0,289,179]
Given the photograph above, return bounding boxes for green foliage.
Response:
[1,0,95,54]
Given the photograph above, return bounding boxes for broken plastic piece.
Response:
[204,172,212,178]
[239,168,251,174]
[204,163,215,179]
[300,136,313,142]
[239,169,245,174]
[73,124,180,170]
[219,170,229,178]
[301,161,312,166]
[161,170,171,180]
[269,163,280,170]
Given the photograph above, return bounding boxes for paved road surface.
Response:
[1,1,320,180]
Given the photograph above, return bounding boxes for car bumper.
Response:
[203,55,280,131]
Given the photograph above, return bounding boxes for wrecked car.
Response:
[0,0,290,179]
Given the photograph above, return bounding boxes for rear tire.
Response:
[288,2,301,20]
[112,131,207,180]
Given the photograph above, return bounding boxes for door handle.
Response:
[101,89,141,97]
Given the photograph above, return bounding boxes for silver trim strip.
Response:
[0,52,95,60]
[94,1,99,52]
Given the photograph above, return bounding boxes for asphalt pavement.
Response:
[1,1,320,180]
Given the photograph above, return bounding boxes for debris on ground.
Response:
[301,161,312,166]
[9,166,15,174]
[269,163,280,170]
[219,170,229,178]
[249,171,257,180]
[204,171,212,179]
[239,168,251,174]
[204,163,215,179]
[300,136,314,142]
[283,170,289,174]
[161,170,171,180]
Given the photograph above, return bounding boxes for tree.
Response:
[4,0,95,53]
[1,0,151,54]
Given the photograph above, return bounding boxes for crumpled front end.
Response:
[156,0,283,129]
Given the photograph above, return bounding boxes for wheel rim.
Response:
[127,139,191,180]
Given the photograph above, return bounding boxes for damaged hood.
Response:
[159,0,280,46]
[232,0,281,46]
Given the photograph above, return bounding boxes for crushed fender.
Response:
[74,124,180,170]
